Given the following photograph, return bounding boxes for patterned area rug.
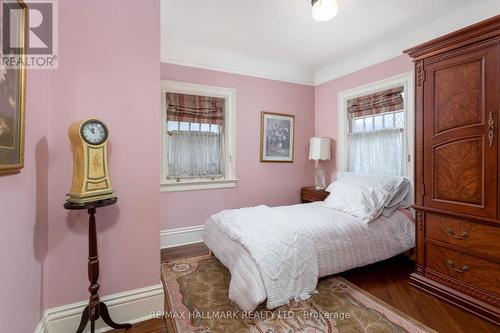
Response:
[161,255,436,333]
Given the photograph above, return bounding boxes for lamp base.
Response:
[314,161,326,190]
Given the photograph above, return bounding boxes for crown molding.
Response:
[314,11,500,85]
[314,52,403,86]
[161,0,314,86]
[161,57,315,87]
[161,3,499,87]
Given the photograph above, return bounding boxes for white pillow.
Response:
[324,172,409,223]
[334,172,406,195]
[382,178,412,217]
[323,179,392,223]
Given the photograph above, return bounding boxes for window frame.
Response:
[350,110,405,133]
[160,80,237,192]
[337,72,415,178]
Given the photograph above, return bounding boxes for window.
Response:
[161,81,236,192]
[347,87,405,176]
[348,110,405,176]
[350,111,405,133]
[337,72,414,178]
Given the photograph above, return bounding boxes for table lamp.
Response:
[309,137,331,190]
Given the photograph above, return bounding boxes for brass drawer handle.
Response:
[447,228,469,240]
[488,112,494,147]
[447,259,469,273]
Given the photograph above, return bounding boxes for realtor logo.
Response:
[1,0,58,68]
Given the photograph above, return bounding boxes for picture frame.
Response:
[0,0,27,175]
[260,112,295,163]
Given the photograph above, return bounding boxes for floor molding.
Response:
[160,225,205,249]
[34,313,48,333]
[34,284,163,333]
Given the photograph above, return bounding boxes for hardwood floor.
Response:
[108,244,211,333]
[341,256,499,333]
[160,242,210,263]
[108,319,166,333]
[112,243,498,332]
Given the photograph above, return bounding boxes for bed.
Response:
[203,201,415,311]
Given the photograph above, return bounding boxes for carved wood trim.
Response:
[411,18,500,320]
[424,37,500,65]
[415,210,425,266]
[416,61,424,87]
[404,15,500,59]
[424,270,500,306]
[416,211,424,232]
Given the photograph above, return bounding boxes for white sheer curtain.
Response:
[167,131,224,178]
[348,128,403,176]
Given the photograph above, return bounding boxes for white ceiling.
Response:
[161,0,500,86]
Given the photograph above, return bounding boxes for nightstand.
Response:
[301,186,329,203]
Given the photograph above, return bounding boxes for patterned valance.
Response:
[166,93,225,125]
[347,87,404,119]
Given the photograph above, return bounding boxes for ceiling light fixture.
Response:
[311,0,338,22]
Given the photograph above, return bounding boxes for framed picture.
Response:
[260,112,295,163]
[0,0,27,175]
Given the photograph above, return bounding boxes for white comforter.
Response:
[211,206,318,309]
[204,202,415,311]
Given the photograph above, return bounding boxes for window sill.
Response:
[160,178,238,192]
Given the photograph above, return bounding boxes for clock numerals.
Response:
[81,120,108,145]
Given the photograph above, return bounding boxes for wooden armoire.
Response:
[404,16,500,324]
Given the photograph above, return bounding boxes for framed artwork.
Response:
[0,0,27,175]
[260,112,295,163]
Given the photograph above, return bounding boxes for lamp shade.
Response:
[309,137,331,160]
[312,0,338,22]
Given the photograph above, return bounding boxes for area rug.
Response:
[161,255,436,333]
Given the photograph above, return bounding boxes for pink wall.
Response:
[1,1,160,327]
[0,5,412,328]
[160,64,315,230]
[44,0,160,308]
[0,71,51,333]
[315,54,413,182]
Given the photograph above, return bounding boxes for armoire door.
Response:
[423,42,499,219]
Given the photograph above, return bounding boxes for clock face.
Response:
[80,119,108,145]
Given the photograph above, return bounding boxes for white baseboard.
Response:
[160,225,205,249]
[34,313,48,333]
[34,284,163,333]
[33,224,205,333]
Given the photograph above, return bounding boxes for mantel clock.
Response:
[67,119,114,204]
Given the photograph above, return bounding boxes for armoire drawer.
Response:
[426,243,500,296]
[426,213,500,261]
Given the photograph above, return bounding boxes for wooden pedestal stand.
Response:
[64,198,132,333]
